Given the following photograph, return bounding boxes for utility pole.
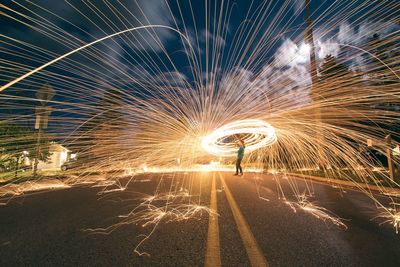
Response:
[33,83,54,176]
[385,134,395,182]
[304,0,318,87]
[33,109,44,176]
[304,0,324,169]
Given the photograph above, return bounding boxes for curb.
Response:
[285,172,400,196]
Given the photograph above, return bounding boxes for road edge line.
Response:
[285,172,400,195]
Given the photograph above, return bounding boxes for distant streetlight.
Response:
[33,83,54,176]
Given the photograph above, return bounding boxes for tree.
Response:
[367,33,394,83]
[318,54,364,99]
[319,54,351,81]
[367,33,399,101]
[0,124,52,177]
[366,33,400,141]
[78,87,127,170]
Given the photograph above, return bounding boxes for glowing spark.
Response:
[0,25,195,92]
[202,119,277,157]
[85,202,217,256]
[1,0,400,255]
[285,195,347,229]
[0,179,70,199]
[298,200,348,229]
[376,206,400,234]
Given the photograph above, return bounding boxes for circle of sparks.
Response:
[201,119,277,157]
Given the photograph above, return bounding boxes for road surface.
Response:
[1,171,399,266]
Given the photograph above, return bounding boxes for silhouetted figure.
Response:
[234,139,245,176]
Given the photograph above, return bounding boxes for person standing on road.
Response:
[234,139,245,176]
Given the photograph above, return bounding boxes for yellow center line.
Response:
[205,172,221,267]
[218,172,269,267]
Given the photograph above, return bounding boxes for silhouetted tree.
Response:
[0,124,52,177]
[88,87,127,169]
[319,54,351,80]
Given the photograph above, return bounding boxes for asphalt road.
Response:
[1,171,400,267]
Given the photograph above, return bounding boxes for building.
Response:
[24,143,75,171]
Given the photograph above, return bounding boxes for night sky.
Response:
[0,0,399,136]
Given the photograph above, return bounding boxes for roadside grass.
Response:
[0,168,123,185]
[0,169,81,185]
[0,170,33,183]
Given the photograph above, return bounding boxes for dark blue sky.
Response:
[0,0,399,134]
[2,0,398,77]
[3,0,396,81]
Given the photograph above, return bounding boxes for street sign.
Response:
[367,139,373,147]
[384,134,395,182]
[35,114,41,130]
[36,83,55,106]
[33,83,55,176]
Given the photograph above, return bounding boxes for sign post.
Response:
[33,83,54,176]
[385,134,395,182]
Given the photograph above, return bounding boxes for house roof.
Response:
[49,142,70,153]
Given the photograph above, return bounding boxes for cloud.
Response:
[337,22,355,44]
[290,0,304,14]
[200,29,226,49]
[212,16,400,114]
[0,0,180,97]
[274,39,310,67]
[121,0,175,52]
[153,71,188,88]
[1,0,176,56]
[217,63,310,112]
[218,67,253,94]
[317,39,340,59]
[274,18,400,71]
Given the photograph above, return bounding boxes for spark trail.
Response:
[0,0,400,252]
